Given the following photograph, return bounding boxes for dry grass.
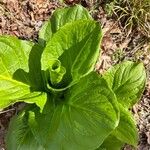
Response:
[105,0,150,37]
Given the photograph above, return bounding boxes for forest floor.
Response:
[0,0,150,150]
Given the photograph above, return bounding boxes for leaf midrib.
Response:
[0,75,29,87]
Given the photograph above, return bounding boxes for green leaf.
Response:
[97,104,138,149]
[97,135,124,150]
[39,5,92,43]
[28,44,46,91]
[27,72,119,150]
[0,36,46,110]
[6,110,45,150]
[112,104,138,147]
[0,36,33,74]
[98,104,138,150]
[42,20,102,87]
[0,71,46,110]
[103,61,146,108]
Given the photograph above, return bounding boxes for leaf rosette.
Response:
[0,5,146,150]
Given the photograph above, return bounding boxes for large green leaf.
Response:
[41,20,102,87]
[6,72,119,150]
[0,36,46,110]
[97,135,124,150]
[28,44,46,91]
[39,5,92,43]
[112,104,138,147]
[97,105,138,150]
[6,110,45,150]
[103,61,146,108]
[26,72,119,150]
[0,36,32,74]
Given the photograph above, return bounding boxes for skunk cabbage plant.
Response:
[0,5,146,150]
